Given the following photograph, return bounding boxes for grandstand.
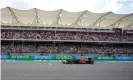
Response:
[1,2,133,79]
[1,7,133,56]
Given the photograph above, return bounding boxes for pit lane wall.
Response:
[1,55,133,61]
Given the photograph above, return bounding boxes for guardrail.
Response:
[1,55,133,61]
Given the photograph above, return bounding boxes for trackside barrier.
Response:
[95,56,115,61]
[73,56,95,60]
[115,56,133,61]
[32,56,54,60]
[0,55,9,59]
[1,55,133,61]
[54,56,74,60]
[0,55,74,60]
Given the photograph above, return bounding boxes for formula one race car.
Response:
[62,58,94,64]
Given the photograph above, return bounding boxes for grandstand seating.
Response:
[1,42,133,56]
[1,28,133,56]
[1,30,133,41]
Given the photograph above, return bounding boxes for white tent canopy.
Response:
[1,7,133,29]
[1,0,133,13]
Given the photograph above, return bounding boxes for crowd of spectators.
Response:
[1,31,133,41]
[1,43,133,56]
[1,30,133,56]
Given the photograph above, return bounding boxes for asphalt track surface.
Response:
[1,61,133,80]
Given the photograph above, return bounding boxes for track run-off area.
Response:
[1,61,133,80]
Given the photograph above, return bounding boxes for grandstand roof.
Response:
[1,7,133,29]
